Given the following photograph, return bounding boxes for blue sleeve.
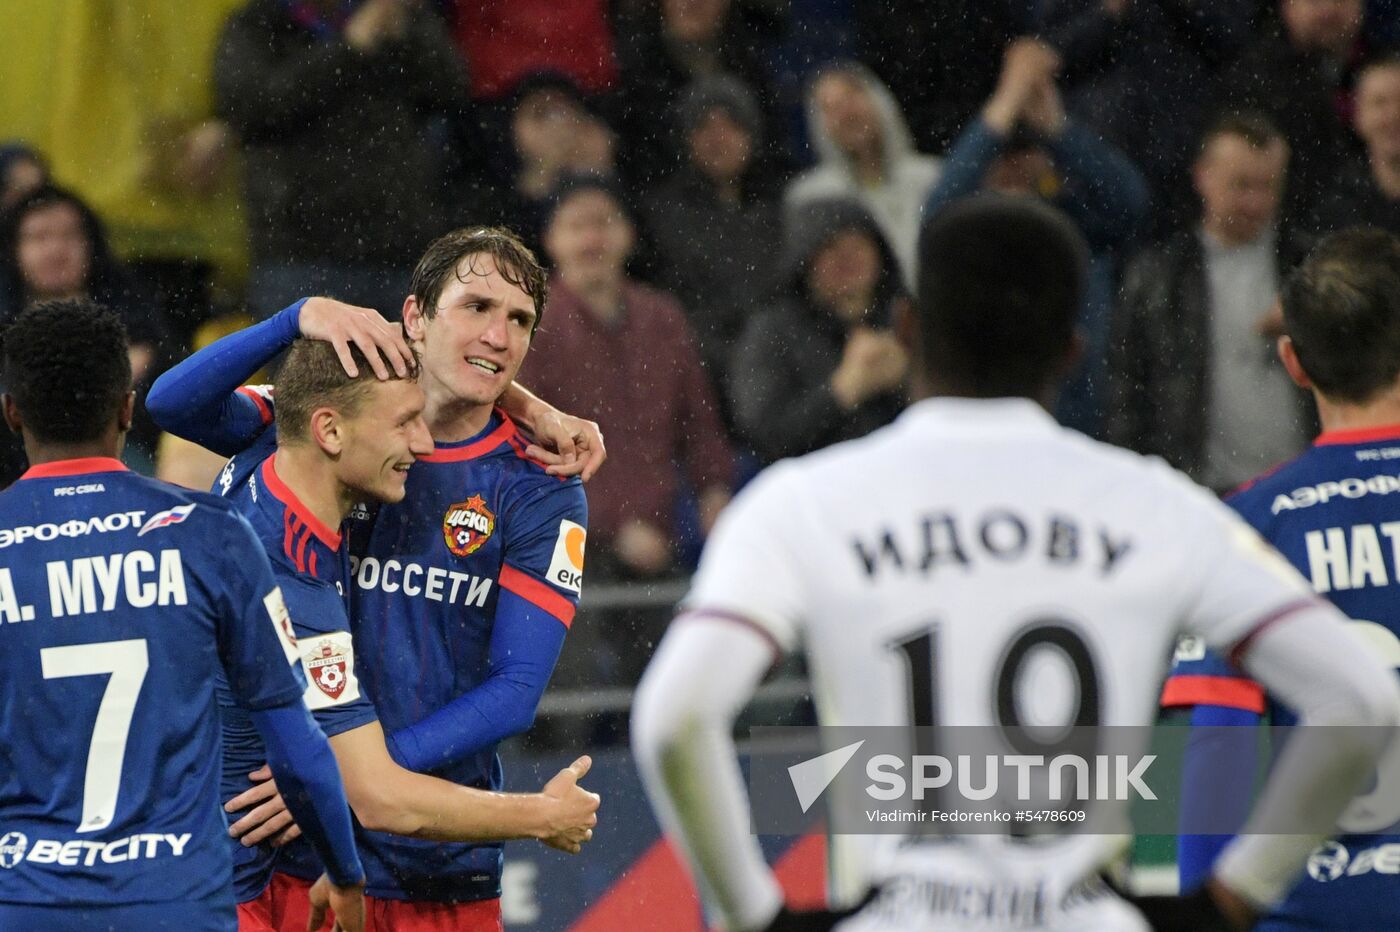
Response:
[284,580,380,738]
[385,589,566,773]
[249,698,364,887]
[213,510,308,711]
[1177,703,1261,891]
[146,299,307,457]
[1047,120,1151,250]
[922,117,1004,223]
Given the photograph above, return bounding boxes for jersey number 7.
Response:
[40,639,150,833]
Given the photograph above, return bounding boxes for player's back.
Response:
[0,459,273,915]
[694,399,1312,905]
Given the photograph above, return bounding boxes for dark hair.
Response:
[0,184,139,322]
[2,298,131,443]
[1197,110,1288,159]
[275,339,421,444]
[917,195,1088,397]
[409,226,547,334]
[1282,227,1400,404]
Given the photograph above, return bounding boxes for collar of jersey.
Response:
[1315,423,1400,447]
[20,456,129,480]
[419,409,518,463]
[260,454,343,549]
[900,396,1056,429]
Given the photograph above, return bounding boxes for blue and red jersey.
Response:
[1164,424,1400,929]
[212,414,378,903]
[0,458,305,914]
[340,410,586,902]
[144,301,588,904]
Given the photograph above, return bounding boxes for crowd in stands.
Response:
[3,0,1400,686]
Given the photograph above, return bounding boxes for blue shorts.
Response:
[0,895,235,931]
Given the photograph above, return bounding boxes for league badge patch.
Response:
[308,638,348,700]
[444,495,495,557]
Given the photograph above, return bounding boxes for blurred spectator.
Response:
[785,62,942,287]
[1,1,252,347]
[492,72,620,255]
[924,38,1150,436]
[730,198,906,463]
[1040,0,1255,238]
[642,76,781,394]
[1219,0,1372,228]
[522,174,734,580]
[444,0,617,100]
[1105,113,1314,491]
[614,0,784,187]
[854,0,1025,153]
[0,185,170,473]
[0,144,47,213]
[215,0,468,317]
[1316,52,1400,233]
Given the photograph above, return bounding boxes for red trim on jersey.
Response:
[261,455,342,549]
[675,608,784,662]
[19,456,129,479]
[1227,597,1318,669]
[308,549,318,579]
[419,415,518,463]
[294,523,312,574]
[1315,423,1400,446]
[506,431,568,480]
[499,564,576,627]
[1160,675,1266,713]
[237,385,274,425]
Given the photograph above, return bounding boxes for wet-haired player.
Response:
[150,326,599,930]
[1166,228,1400,930]
[150,227,593,930]
[632,197,1400,931]
[0,299,365,931]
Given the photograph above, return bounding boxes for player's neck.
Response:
[421,384,495,443]
[272,446,352,530]
[1314,387,1400,436]
[23,432,122,469]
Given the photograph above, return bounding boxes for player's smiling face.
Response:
[404,253,537,410]
[337,378,433,504]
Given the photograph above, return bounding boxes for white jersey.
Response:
[685,397,1315,919]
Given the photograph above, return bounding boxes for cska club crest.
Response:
[443,495,495,557]
[307,638,348,700]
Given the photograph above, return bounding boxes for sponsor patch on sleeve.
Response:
[546,520,586,594]
[300,631,361,710]
[263,588,300,665]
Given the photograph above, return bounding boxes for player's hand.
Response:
[298,296,414,380]
[524,410,608,482]
[225,765,302,847]
[307,872,367,932]
[538,755,601,854]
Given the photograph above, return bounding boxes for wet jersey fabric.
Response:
[1164,424,1400,930]
[212,406,378,903]
[342,411,586,902]
[0,457,304,917]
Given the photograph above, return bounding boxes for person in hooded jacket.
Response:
[784,62,942,288]
[730,198,907,465]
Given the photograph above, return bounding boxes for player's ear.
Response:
[1278,335,1312,389]
[117,391,135,433]
[1,394,21,434]
[310,407,345,456]
[403,295,427,342]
